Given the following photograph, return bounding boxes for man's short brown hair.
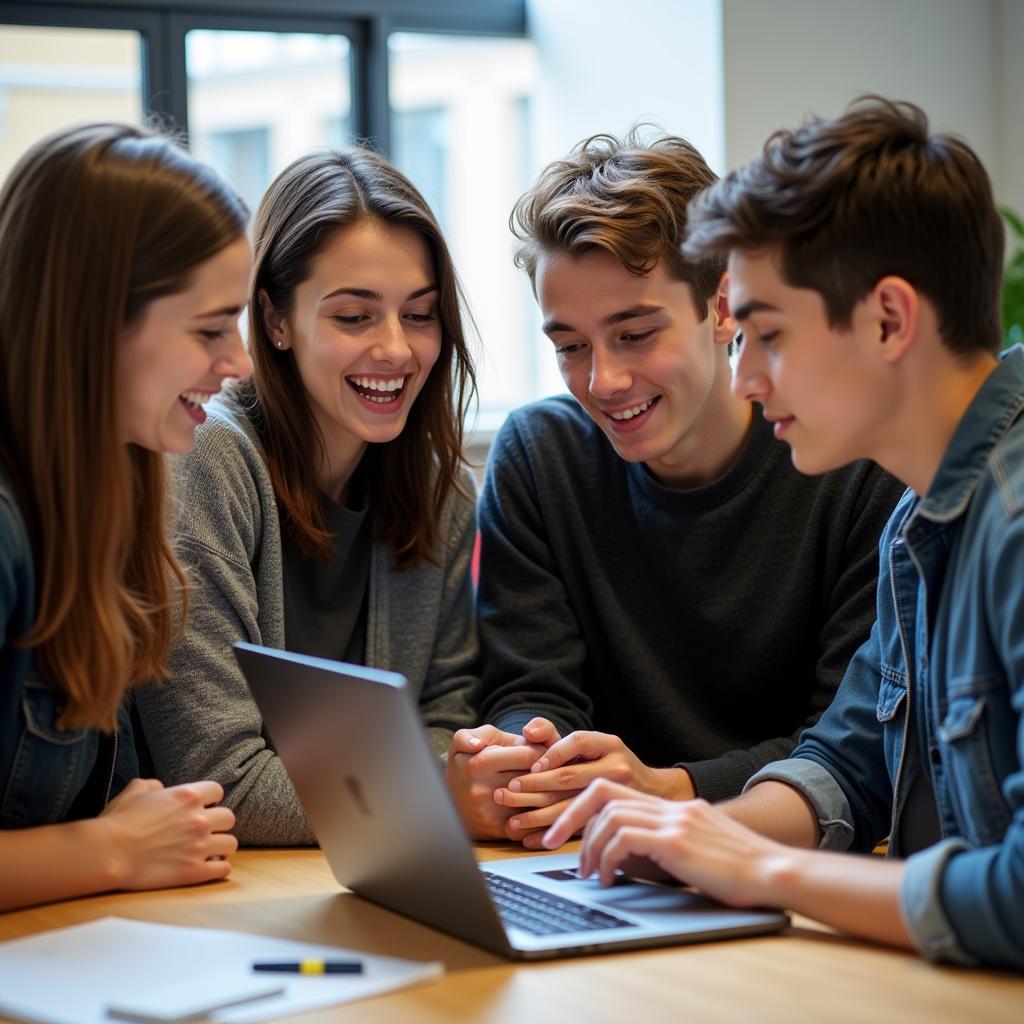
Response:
[511,129,726,321]
[684,96,1004,357]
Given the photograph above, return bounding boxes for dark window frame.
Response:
[165,11,364,147]
[0,0,526,154]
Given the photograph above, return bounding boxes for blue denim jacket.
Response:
[0,471,137,828]
[746,346,1024,971]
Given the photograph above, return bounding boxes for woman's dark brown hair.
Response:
[239,148,476,568]
[684,96,1004,357]
[0,123,248,730]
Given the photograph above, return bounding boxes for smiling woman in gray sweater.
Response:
[135,148,480,846]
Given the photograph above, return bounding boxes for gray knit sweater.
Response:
[135,399,480,845]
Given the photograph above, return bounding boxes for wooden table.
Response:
[2,843,1022,1023]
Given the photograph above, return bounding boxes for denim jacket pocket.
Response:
[876,669,909,788]
[937,688,1010,846]
[876,668,908,722]
[1,681,98,827]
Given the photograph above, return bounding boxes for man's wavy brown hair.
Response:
[684,96,1004,357]
[0,123,247,731]
[510,128,725,318]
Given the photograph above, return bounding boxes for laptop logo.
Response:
[345,775,372,816]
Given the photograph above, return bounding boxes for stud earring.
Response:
[275,340,283,349]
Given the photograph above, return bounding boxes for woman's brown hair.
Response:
[238,148,476,567]
[0,123,248,731]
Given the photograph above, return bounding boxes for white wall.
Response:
[526,0,726,173]
[721,0,1021,210]
[526,0,1023,211]
[995,0,1024,217]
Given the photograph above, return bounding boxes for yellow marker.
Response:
[252,959,363,975]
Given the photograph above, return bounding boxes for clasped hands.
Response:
[445,717,695,848]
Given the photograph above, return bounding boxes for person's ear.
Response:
[872,276,918,364]
[258,289,291,350]
[710,272,737,346]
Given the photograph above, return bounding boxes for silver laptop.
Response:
[233,642,789,960]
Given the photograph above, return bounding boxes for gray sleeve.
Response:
[743,758,856,851]
[134,431,315,846]
[417,473,482,757]
[901,839,976,965]
[476,416,592,739]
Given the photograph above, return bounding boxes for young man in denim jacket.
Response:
[544,96,1024,970]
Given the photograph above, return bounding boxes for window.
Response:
[0,1,530,432]
[388,32,554,431]
[0,23,142,181]
[186,30,353,215]
[392,106,448,230]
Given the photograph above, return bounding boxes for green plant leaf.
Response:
[1001,206,1024,240]
[1002,207,1024,348]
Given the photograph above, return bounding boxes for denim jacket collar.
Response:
[917,346,1024,524]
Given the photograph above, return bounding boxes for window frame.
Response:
[0,0,527,154]
[0,4,164,118]
[0,0,530,439]
[166,12,364,150]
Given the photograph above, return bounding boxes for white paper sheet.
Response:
[0,917,443,1024]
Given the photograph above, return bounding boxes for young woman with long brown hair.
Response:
[0,123,252,910]
[136,148,481,845]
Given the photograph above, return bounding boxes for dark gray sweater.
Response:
[478,395,906,802]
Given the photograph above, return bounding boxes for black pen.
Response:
[252,959,363,975]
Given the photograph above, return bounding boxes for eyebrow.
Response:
[194,305,244,319]
[321,284,438,303]
[731,299,781,322]
[543,303,665,334]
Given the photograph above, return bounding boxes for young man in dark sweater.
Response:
[444,131,904,845]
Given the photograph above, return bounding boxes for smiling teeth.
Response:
[610,399,653,421]
[180,391,212,409]
[350,377,405,392]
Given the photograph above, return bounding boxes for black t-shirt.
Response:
[65,732,114,820]
[282,473,371,666]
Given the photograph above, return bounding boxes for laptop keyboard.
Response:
[482,872,636,936]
